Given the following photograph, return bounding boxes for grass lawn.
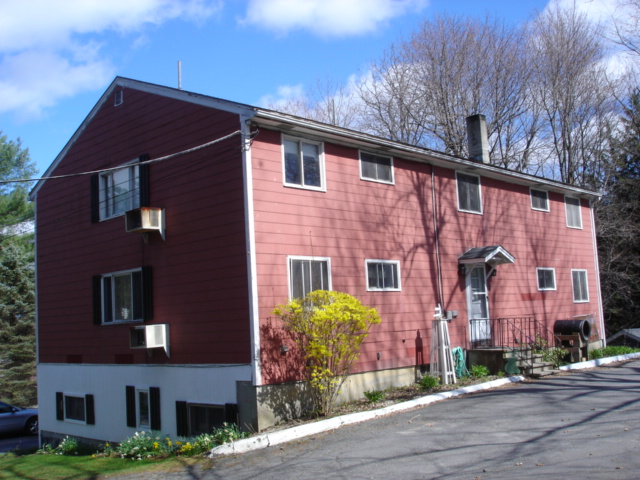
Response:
[0,452,203,480]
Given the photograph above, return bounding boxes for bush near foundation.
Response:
[273,290,381,416]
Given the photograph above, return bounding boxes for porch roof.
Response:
[458,245,515,266]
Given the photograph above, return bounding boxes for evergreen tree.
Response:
[0,132,36,405]
[0,243,36,405]
[596,89,640,336]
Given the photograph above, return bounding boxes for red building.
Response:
[31,77,603,445]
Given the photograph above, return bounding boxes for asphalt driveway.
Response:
[116,359,640,479]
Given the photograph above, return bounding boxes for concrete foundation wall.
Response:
[240,365,423,431]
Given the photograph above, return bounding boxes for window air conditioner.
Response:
[125,207,165,240]
[130,324,170,357]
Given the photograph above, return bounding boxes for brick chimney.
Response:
[466,114,489,164]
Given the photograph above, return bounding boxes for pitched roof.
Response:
[30,77,602,201]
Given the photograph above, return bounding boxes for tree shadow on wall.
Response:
[258,318,315,422]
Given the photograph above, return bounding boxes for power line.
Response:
[0,129,247,185]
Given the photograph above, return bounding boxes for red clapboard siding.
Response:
[36,88,252,365]
[250,128,600,384]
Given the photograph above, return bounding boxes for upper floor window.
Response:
[93,267,152,325]
[565,196,583,229]
[101,164,140,219]
[360,152,394,184]
[536,268,556,291]
[530,188,549,212]
[90,156,149,223]
[456,172,482,214]
[366,260,401,291]
[571,269,589,303]
[283,137,324,190]
[288,256,331,299]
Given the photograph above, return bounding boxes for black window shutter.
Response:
[138,154,150,207]
[103,277,112,323]
[56,392,64,421]
[225,403,238,425]
[126,386,136,428]
[132,270,143,320]
[92,275,103,325]
[85,394,95,425]
[175,401,189,437]
[150,387,161,431]
[90,174,100,223]
[141,266,153,322]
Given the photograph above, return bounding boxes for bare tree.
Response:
[355,15,539,170]
[267,77,362,129]
[528,2,617,185]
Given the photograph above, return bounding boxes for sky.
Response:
[0,0,622,177]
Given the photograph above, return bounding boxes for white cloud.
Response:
[0,0,222,119]
[241,0,429,37]
[257,84,306,108]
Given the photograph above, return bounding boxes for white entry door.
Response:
[467,264,491,345]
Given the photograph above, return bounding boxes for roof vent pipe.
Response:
[466,114,489,164]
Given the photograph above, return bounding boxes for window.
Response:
[283,137,324,190]
[126,386,160,430]
[90,156,148,223]
[530,188,549,212]
[56,392,95,425]
[366,260,401,291]
[456,172,482,213]
[138,390,150,428]
[288,257,331,299]
[93,267,152,325]
[572,270,589,303]
[565,196,583,229]
[175,402,237,437]
[101,164,140,218]
[360,152,393,184]
[536,268,556,291]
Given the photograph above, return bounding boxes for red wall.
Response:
[251,129,600,384]
[36,87,252,365]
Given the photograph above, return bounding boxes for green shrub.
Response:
[540,347,570,368]
[470,364,490,378]
[39,436,81,456]
[211,422,248,446]
[590,346,640,359]
[364,389,385,403]
[418,374,439,391]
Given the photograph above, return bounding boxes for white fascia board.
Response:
[251,109,600,201]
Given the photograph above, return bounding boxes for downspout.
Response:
[431,164,445,307]
[241,115,262,385]
[590,200,606,346]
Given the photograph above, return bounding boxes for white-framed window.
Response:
[366,260,401,291]
[283,136,325,190]
[94,267,152,325]
[137,389,150,429]
[536,268,556,291]
[64,395,86,423]
[565,196,583,229]
[99,163,140,220]
[288,256,331,299]
[126,386,160,430]
[571,269,589,303]
[360,151,394,184]
[56,392,94,425]
[530,188,549,212]
[456,172,482,214]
